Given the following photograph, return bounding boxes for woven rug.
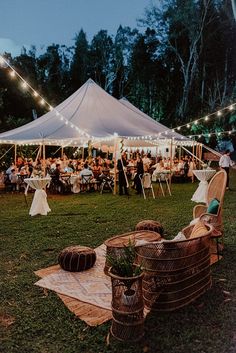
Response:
[35,244,112,326]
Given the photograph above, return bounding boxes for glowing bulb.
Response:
[187,124,190,128]
[177,127,181,131]
[10,71,15,78]
[229,105,234,111]
[49,106,53,111]
[218,132,221,136]
[33,91,38,97]
[0,56,5,65]
[217,111,222,116]
[40,99,45,105]
[198,135,201,138]
[204,116,209,121]
[229,131,232,135]
[172,129,174,132]
[21,82,27,89]
[208,133,211,137]
[189,135,192,138]
[194,120,198,125]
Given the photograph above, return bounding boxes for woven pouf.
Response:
[58,246,96,272]
[135,220,164,237]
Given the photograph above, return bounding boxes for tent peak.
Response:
[86,78,96,84]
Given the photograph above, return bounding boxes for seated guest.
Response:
[142,154,151,172]
[79,163,94,182]
[93,160,103,179]
[53,164,66,193]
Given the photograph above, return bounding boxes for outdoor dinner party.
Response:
[1,1,236,353]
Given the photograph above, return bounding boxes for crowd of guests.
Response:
[1,153,197,193]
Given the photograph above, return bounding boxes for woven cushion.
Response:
[190,221,208,239]
[58,246,96,272]
[135,220,164,236]
[207,198,220,215]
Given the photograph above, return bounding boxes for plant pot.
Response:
[122,288,137,306]
[108,267,144,342]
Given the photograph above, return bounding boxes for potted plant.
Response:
[106,240,144,342]
[107,240,143,305]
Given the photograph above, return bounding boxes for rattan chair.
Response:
[135,223,213,312]
[192,170,227,259]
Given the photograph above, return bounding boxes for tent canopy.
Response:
[0,78,190,146]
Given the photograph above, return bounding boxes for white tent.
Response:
[0,79,191,147]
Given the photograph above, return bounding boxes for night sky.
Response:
[0,0,159,56]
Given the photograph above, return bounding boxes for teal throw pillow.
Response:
[207,198,220,215]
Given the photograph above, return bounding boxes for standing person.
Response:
[134,154,144,194]
[219,150,234,190]
[117,152,129,196]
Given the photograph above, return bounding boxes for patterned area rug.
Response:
[35,244,113,326]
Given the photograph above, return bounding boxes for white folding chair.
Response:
[140,173,155,199]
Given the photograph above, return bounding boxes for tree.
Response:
[70,29,89,93]
[89,30,113,90]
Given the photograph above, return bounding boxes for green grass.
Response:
[1,171,236,353]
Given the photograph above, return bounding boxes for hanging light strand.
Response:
[188,129,235,139]
[171,103,236,133]
[0,54,91,139]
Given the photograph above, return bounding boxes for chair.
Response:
[135,222,213,312]
[140,173,155,199]
[154,172,172,196]
[100,176,113,194]
[79,175,94,192]
[192,170,227,260]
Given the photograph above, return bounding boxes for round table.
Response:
[191,169,216,203]
[25,177,51,216]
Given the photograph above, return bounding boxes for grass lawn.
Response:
[1,170,236,353]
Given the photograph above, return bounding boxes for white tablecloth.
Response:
[191,169,216,203]
[70,175,81,193]
[25,178,51,216]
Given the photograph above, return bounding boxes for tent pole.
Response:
[42,141,46,176]
[169,139,173,191]
[200,143,203,161]
[82,147,84,160]
[113,137,118,195]
[61,146,64,159]
[192,141,195,166]
[34,144,41,167]
[14,144,17,166]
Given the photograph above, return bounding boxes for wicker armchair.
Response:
[135,223,213,312]
[193,170,227,259]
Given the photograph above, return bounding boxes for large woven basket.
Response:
[135,223,213,311]
[104,230,161,274]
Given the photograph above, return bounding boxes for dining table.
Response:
[24,177,51,216]
[191,169,216,204]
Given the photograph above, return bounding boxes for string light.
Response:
[172,101,236,132]
[188,129,235,139]
[0,54,91,139]
[21,81,27,89]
